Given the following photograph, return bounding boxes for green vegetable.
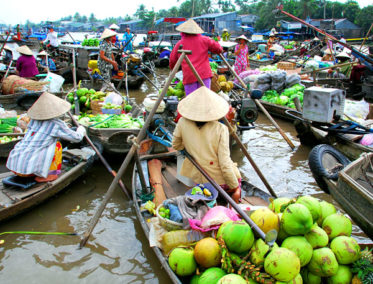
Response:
[79,96,87,104]
[124,105,132,113]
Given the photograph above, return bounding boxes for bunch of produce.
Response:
[158,206,171,219]
[261,84,305,109]
[67,88,107,112]
[161,81,185,100]
[210,62,219,74]
[217,75,234,93]
[77,114,143,129]
[0,136,20,144]
[191,184,212,197]
[0,117,17,133]
[166,195,368,284]
[259,65,277,72]
[102,103,122,110]
[82,38,100,47]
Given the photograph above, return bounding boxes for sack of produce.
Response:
[256,82,271,93]
[270,70,287,83]
[256,73,271,84]
[286,74,301,87]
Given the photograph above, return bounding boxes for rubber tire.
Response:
[308,144,350,193]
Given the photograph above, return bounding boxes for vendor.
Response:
[322,48,333,61]
[37,50,56,72]
[6,92,86,183]
[311,37,320,49]
[122,27,134,53]
[109,23,120,48]
[234,35,250,75]
[159,47,171,59]
[221,28,231,42]
[2,45,13,65]
[43,27,59,53]
[170,19,222,95]
[16,45,39,78]
[172,86,242,203]
[335,51,352,78]
[98,29,119,81]
[266,33,276,52]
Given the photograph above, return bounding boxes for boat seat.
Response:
[2,175,37,190]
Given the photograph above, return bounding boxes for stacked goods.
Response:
[82,38,100,47]
[77,114,143,129]
[217,75,234,93]
[1,75,49,95]
[161,81,185,100]
[165,195,368,284]
[261,83,305,109]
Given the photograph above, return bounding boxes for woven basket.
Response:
[211,73,221,93]
[1,75,48,95]
[277,61,296,70]
[91,100,103,115]
[156,204,183,231]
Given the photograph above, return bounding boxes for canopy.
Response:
[155,17,186,25]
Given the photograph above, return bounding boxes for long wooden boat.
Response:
[0,133,24,158]
[249,58,274,69]
[0,148,95,222]
[132,139,273,284]
[310,149,373,240]
[258,100,296,122]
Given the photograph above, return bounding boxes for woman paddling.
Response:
[172,86,241,202]
[6,92,86,182]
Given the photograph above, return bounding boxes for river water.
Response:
[0,68,368,283]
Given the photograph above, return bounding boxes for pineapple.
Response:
[352,249,373,284]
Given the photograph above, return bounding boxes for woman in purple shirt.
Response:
[16,45,39,78]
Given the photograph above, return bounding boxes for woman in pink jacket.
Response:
[169,19,223,95]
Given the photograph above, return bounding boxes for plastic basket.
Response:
[91,100,103,114]
[156,204,183,231]
[101,108,122,115]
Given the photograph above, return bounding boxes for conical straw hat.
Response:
[100,28,117,40]
[109,23,120,30]
[3,45,11,51]
[17,45,33,56]
[324,48,332,54]
[28,92,71,120]
[236,35,249,42]
[336,51,350,59]
[38,50,48,56]
[176,19,204,34]
[177,86,229,122]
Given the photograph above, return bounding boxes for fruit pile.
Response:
[162,81,186,100]
[81,38,100,47]
[217,75,234,93]
[191,184,212,197]
[67,88,105,112]
[167,195,369,284]
[159,206,171,219]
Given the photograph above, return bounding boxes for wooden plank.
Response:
[242,196,269,206]
[162,165,189,196]
[0,172,14,179]
[160,175,177,199]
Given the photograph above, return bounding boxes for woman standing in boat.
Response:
[16,45,39,78]
[234,35,250,75]
[6,92,86,182]
[169,19,222,95]
[172,86,242,202]
[98,29,118,81]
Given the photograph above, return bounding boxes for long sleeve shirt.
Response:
[169,34,222,85]
[16,55,39,78]
[7,119,84,178]
[172,118,241,189]
[43,31,59,47]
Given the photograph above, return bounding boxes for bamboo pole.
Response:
[359,23,373,52]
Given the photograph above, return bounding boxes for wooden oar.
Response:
[68,112,130,199]
[184,150,277,245]
[183,55,278,197]
[78,50,189,249]
[218,54,296,150]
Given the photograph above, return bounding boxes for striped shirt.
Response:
[6,119,84,178]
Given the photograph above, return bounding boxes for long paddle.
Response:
[182,55,278,197]
[79,50,189,248]
[68,112,131,199]
[0,32,10,56]
[218,54,296,150]
[183,150,277,245]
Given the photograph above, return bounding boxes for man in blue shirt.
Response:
[122,28,134,52]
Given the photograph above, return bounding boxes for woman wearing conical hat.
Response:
[234,35,250,75]
[169,19,223,95]
[172,87,242,202]
[98,28,119,81]
[16,45,39,78]
[6,92,86,183]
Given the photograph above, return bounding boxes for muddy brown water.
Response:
[0,68,369,283]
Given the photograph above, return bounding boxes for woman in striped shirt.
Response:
[6,92,86,182]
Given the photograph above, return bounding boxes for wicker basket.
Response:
[211,73,221,93]
[156,204,183,231]
[91,100,103,114]
[277,61,296,70]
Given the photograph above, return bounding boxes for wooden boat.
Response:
[309,147,373,240]
[0,91,65,110]
[132,139,273,284]
[249,57,274,69]
[258,100,297,122]
[0,133,23,158]
[0,147,95,222]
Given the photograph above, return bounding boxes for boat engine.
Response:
[231,97,258,133]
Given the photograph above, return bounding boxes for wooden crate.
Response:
[91,100,103,115]
[277,61,296,70]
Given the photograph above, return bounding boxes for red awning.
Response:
[163,18,186,24]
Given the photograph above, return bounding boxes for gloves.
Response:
[76,126,86,137]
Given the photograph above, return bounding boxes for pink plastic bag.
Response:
[360,133,373,146]
[189,206,240,232]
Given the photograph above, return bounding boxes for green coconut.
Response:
[216,220,254,254]
[264,247,301,282]
[322,214,352,240]
[307,247,339,277]
[327,265,352,284]
[281,236,313,267]
[168,247,197,277]
[296,195,321,222]
[217,274,247,284]
[304,223,329,249]
[269,197,291,213]
[317,201,337,225]
[276,273,303,284]
[199,267,227,284]
[250,239,279,265]
[301,267,322,284]
[190,274,201,284]
[330,236,360,264]
[281,204,313,235]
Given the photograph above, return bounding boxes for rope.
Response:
[136,187,155,202]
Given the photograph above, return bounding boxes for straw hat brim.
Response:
[177,86,229,122]
[109,24,120,30]
[38,50,48,56]
[176,19,204,34]
[100,29,117,40]
[336,52,351,59]
[27,92,71,120]
[236,35,249,42]
[17,45,33,56]
[3,45,11,51]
